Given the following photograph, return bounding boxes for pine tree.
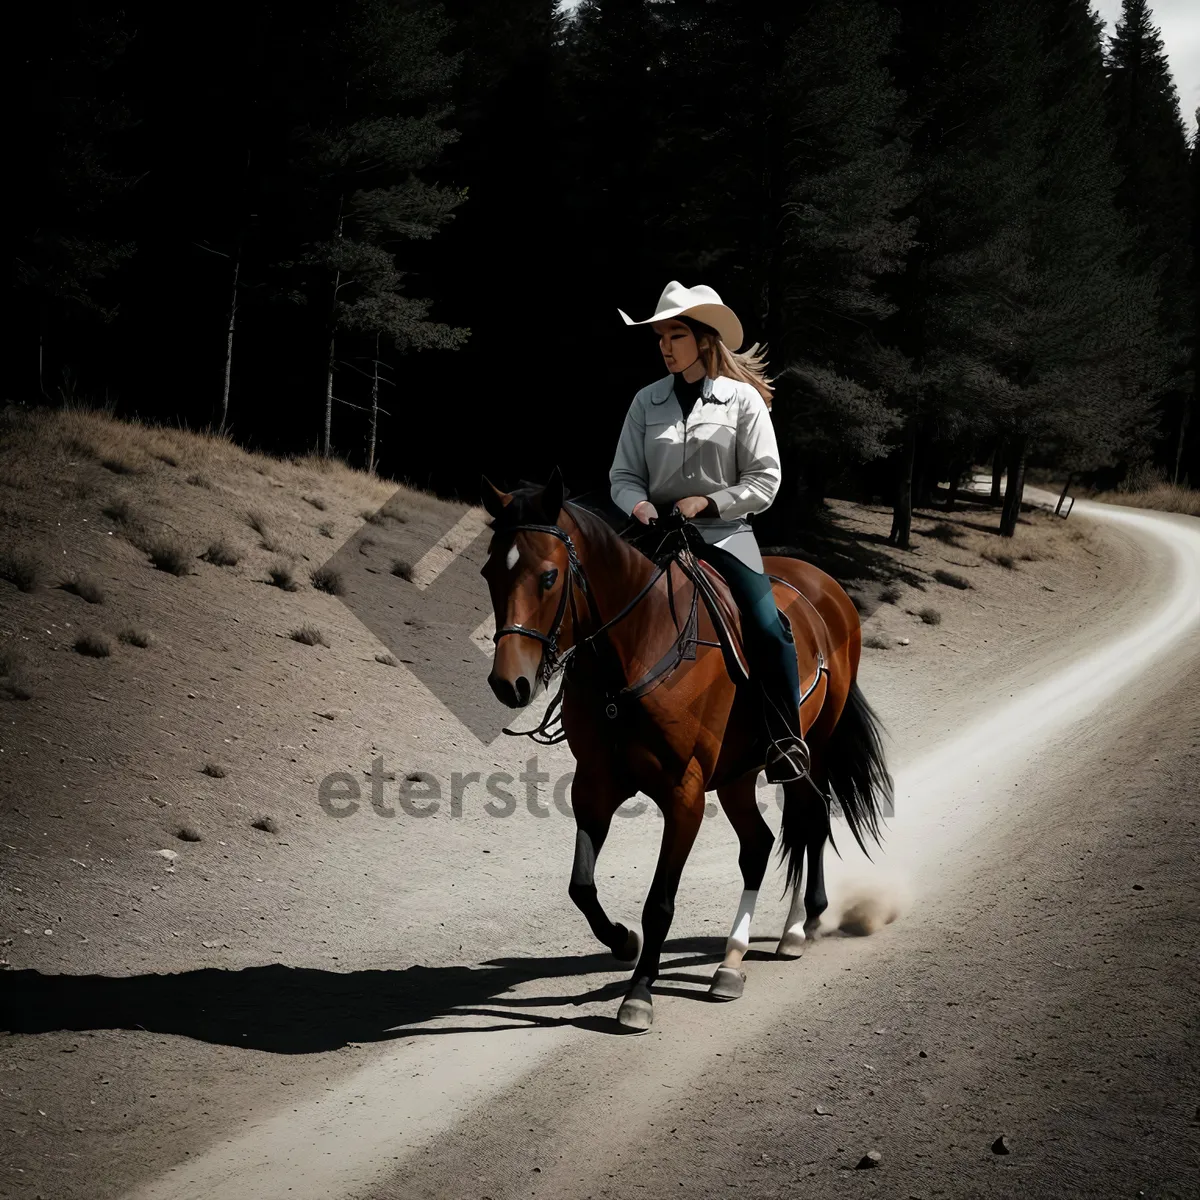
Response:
[16,7,138,399]
[769,0,916,513]
[1104,0,1194,482]
[284,0,469,458]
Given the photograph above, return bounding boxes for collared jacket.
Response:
[609,373,782,571]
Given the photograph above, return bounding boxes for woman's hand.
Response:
[633,500,659,525]
[672,495,714,519]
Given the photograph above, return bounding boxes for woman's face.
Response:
[652,319,699,374]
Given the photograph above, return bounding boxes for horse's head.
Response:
[479,466,574,708]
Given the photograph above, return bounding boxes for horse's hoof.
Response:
[617,997,654,1031]
[709,966,746,1000]
[776,930,807,959]
[612,923,642,964]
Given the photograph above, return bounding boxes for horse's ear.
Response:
[481,475,511,519]
[541,466,565,523]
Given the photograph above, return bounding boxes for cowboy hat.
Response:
[618,281,744,352]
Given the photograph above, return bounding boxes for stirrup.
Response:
[764,735,811,783]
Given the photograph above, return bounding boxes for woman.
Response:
[609,280,810,783]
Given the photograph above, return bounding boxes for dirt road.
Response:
[3,471,1198,1200]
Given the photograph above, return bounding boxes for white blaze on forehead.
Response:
[505,543,520,571]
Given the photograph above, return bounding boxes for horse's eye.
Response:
[540,568,558,592]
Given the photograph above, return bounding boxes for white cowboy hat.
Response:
[618,280,744,352]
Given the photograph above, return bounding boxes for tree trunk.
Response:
[220,249,240,436]
[323,331,335,459]
[999,433,1028,538]
[990,443,1004,504]
[889,424,916,549]
[366,334,380,476]
[1055,472,1074,516]
[1173,399,1190,486]
[946,472,962,512]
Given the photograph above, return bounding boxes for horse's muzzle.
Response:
[488,671,533,708]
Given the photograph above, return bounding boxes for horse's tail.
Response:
[825,679,892,859]
[780,679,892,887]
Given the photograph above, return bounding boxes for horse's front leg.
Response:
[618,778,705,1031]
[568,776,641,962]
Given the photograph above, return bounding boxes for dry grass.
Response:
[117,626,152,648]
[267,561,299,591]
[879,584,902,605]
[186,472,214,489]
[290,624,329,647]
[863,634,891,650]
[375,652,399,667]
[981,549,1016,570]
[360,509,387,526]
[200,762,227,779]
[310,565,345,595]
[175,825,203,842]
[391,558,414,581]
[303,495,328,511]
[101,455,143,476]
[74,631,112,657]
[1094,483,1200,517]
[934,568,972,590]
[60,572,106,603]
[146,537,193,576]
[918,606,942,626]
[318,522,335,538]
[926,522,964,544]
[251,815,279,834]
[201,537,240,567]
[0,548,40,592]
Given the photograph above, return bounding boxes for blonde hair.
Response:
[684,318,775,409]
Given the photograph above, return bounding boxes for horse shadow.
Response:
[1,935,780,1052]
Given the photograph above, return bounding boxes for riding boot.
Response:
[759,612,811,784]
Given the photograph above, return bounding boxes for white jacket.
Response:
[609,373,782,570]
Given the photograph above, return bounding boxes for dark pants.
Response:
[690,539,802,737]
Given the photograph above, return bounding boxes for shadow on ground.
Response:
[1,935,783,1051]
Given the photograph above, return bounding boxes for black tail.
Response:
[779,679,893,888]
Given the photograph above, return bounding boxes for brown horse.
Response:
[480,468,892,1031]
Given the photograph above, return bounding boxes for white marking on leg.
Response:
[777,879,807,955]
[723,888,758,967]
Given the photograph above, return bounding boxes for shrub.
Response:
[102,498,138,526]
[201,762,227,778]
[863,635,891,650]
[147,538,192,576]
[879,584,901,605]
[187,472,214,489]
[303,495,327,511]
[251,815,279,834]
[391,558,414,581]
[246,508,271,536]
[934,569,971,590]
[267,561,298,591]
[175,825,203,842]
[201,537,240,567]
[74,631,112,657]
[101,456,140,475]
[360,509,387,525]
[117,626,152,648]
[318,522,335,538]
[0,548,40,592]
[375,652,398,667]
[290,624,329,647]
[310,565,345,595]
[60,572,106,604]
[918,607,942,626]
[927,522,962,544]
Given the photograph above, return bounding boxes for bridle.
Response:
[490,508,708,740]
